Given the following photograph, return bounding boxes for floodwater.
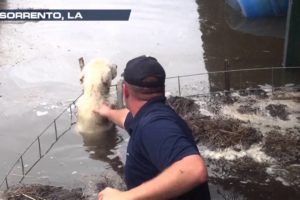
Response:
[0,0,299,199]
[197,0,300,92]
[0,0,206,195]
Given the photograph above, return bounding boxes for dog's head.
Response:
[107,63,117,84]
[99,62,117,94]
[79,58,118,96]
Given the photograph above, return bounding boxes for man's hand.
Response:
[93,103,129,129]
[98,187,129,200]
[93,103,112,118]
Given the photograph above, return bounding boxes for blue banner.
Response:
[0,9,131,21]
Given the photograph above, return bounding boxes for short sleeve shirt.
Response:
[124,96,200,189]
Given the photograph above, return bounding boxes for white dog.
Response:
[76,58,117,140]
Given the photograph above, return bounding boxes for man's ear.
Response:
[124,83,129,98]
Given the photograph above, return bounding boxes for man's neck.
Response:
[129,99,147,117]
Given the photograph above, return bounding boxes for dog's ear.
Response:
[109,63,118,79]
[101,73,111,88]
[110,63,117,69]
[80,74,84,84]
[79,57,85,84]
[100,75,111,95]
[79,57,85,71]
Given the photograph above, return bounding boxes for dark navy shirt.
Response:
[124,96,210,199]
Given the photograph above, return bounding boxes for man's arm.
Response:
[93,104,129,129]
[98,154,208,200]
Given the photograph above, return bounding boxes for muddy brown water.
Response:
[196,0,300,91]
[1,0,300,199]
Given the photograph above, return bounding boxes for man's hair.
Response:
[125,76,165,101]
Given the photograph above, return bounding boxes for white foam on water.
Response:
[107,154,118,160]
[165,91,172,98]
[40,102,48,106]
[199,108,214,117]
[266,163,300,187]
[50,105,59,109]
[220,95,300,132]
[36,110,48,116]
[258,84,273,92]
[201,144,274,163]
[275,177,290,186]
[194,99,215,117]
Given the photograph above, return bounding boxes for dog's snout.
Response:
[111,64,117,69]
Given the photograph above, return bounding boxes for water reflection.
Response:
[225,4,286,39]
[80,127,124,176]
[196,0,300,92]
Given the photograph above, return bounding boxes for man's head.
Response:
[122,55,166,102]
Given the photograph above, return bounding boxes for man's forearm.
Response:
[106,108,129,129]
[94,104,129,129]
[124,154,208,200]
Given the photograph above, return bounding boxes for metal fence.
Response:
[0,66,299,192]
[164,66,300,97]
[0,96,80,192]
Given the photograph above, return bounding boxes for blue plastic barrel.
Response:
[229,0,289,18]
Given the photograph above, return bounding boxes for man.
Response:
[94,55,210,200]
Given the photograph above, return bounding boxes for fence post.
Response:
[5,177,9,190]
[177,76,181,96]
[271,67,274,94]
[69,104,73,125]
[20,156,25,178]
[224,59,230,95]
[37,136,42,158]
[54,120,58,141]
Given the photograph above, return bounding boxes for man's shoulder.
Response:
[141,103,178,125]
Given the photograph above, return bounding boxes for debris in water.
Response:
[167,96,201,116]
[263,129,300,165]
[239,87,268,98]
[192,117,262,150]
[167,89,300,193]
[237,105,259,114]
[2,184,86,200]
[167,96,262,150]
[265,104,290,120]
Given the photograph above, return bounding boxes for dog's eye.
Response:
[111,64,117,69]
[80,77,84,84]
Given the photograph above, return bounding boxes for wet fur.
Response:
[76,58,117,140]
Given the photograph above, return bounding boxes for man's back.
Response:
[124,96,211,199]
